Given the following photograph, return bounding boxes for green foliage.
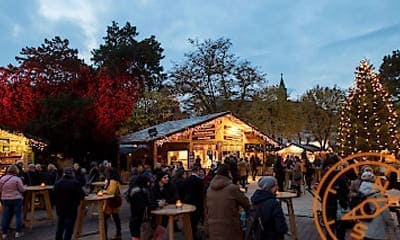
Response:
[234,85,304,142]
[91,21,166,91]
[119,87,184,134]
[300,85,345,149]
[379,50,400,102]
[27,93,93,155]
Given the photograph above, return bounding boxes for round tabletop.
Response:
[26,185,54,191]
[84,193,114,201]
[276,191,298,199]
[151,204,196,216]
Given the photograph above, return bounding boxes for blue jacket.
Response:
[251,190,288,240]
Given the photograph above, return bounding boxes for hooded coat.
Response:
[251,189,288,240]
[362,192,397,240]
[206,175,250,240]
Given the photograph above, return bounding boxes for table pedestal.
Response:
[277,192,298,240]
[152,204,196,240]
[23,188,54,230]
[73,194,113,240]
[155,213,193,240]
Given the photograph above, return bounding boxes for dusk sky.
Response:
[1,0,399,98]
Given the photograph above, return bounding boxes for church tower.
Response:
[278,73,288,100]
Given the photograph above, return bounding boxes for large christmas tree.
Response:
[337,60,399,157]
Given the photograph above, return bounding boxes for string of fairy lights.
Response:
[337,60,399,157]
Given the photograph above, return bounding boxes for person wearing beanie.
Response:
[152,171,178,206]
[359,171,377,196]
[206,163,250,240]
[54,167,85,240]
[250,176,288,240]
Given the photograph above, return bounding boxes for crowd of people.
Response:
[317,154,399,240]
[124,156,288,240]
[272,151,321,196]
[1,151,399,240]
[0,155,284,240]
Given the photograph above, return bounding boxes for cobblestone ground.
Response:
[1,177,321,240]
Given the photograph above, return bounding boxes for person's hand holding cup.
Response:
[158,199,166,208]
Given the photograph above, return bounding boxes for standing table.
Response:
[276,191,298,240]
[90,181,105,193]
[23,185,54,230]
[151,204,196,240]
[73,194,114,240]
[88,181,106,216]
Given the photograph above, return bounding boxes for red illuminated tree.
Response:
[87,68,140,141]
[0,66,38,129]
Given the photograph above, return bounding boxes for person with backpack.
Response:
[249,176,288,240]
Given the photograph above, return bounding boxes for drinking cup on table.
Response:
[158,199,166,208]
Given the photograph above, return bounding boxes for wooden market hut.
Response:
[119,112,280,171]
[0,127,47,170]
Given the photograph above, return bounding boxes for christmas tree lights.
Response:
[337,60,399,157]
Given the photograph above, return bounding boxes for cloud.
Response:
[12,24,21,38]
[321,23,400,51]
[37,0,110,61]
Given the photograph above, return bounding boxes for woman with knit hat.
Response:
[250,176,288,240]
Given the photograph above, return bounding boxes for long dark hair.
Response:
[106,167,122,184]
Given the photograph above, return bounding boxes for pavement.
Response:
[1,176,319,240]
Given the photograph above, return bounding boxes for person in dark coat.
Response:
[319,162,349,240]
[251,176,288,240]
[183,167,205,240]
[26,164,40,186]
[15,160,27,184]
[172,168,186,201]
[128,175,157,240]
[273,155,285,191]
[47,164,58,185]
[73,163,87,190]
[250,155,260,181]
[87,162,99,193]
[36,164,49,185]
[54,167,85,240]
[152,171,178,205]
